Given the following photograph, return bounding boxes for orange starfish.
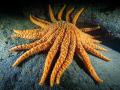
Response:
[10,4,110,87]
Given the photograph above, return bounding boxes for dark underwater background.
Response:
[0,0,120,90]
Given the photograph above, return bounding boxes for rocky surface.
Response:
[0,4,120,90]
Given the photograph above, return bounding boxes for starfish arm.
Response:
[30,15,50,28]
[50,28,70,87]
[82,43,110,61]
[12,41,51,67]
[86,38,102,44]
[72,8,84,24]
[12,29,47,40]
[75,30,103,83]
[77,50,103,83]
[81,35,102,44]
[66,7,74,22]
[58,5,66,20]
[81,26,100,33]
[79,31,102,43]
[79,30,95,38]
[82,41,107,51]
[39,23,66,85]
[10,40,42,51]
[80,29,102,40]
[56,29,76,85]
[93,45,107,51]
[12,27,61,67]
[10,25,59,51]
[30,15,51,25]
[48,5,56,22]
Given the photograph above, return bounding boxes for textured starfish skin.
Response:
[50,26,71,86]
[11,4,111,87]
[39,22,66,85]
[55,29,76,85]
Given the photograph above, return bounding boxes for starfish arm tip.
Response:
[11,35,16,39]
[101,55,111,62]
[63,4,67,8]
[29,14,35,21]
[9,48,13,51]
[98,79,103,83]
[13,29,16,31]
[56,80,60,85]
[10,47,16,52]
[106,58,111,62]
[81,8,85,10]
[39,80,45,86]
[103,49,108,52]
[50,83,54,87]
[29,14,32,18]
[12,63,17,67]
[13,29,22,35]
[97,79,103,84]
[97,25,101,29]
[38,82,42,86]
[13,29,18,33]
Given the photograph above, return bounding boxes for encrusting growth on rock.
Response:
[10,4,111,87]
